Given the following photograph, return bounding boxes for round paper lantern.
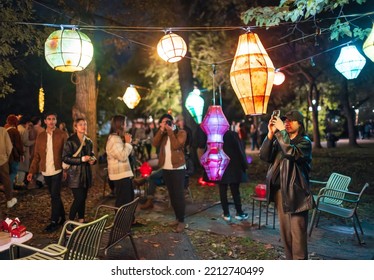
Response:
[200,105,229,143]
[363,24,374,62]
[45,29,93,72]
[200,143,230,181]
[230,32,275,115]
[273,70,285,85]
[335,45,366,79]
[157,32,187,63]
[123,85,141,109]
[185,88,204,124]
[139,162,152,177]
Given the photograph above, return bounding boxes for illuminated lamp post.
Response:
[230,31,275,115]
[44,28,93,72]
[335,45,366,79]
[273,70,285,86]
[185,88,204,124]
[157,32,187,63]
[123,85,141,109]
[363,23,374,62]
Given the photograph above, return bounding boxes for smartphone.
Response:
[166,120,172,126]
[272,110,280,118]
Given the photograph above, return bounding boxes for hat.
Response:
[281,110,304,123]
[158,113,173,124]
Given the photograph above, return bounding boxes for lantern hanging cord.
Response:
[212,64,217,106]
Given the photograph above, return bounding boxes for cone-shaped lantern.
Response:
[273,70,285,85]
[123,85,141,109]
[157,32,187,63]
[335,45,366,79]
[363,23,374,62]
[185,88,204,124]
[230,32,275,115]
[45,29,93,72]
[200,143,230,181]
[200,105,229,143]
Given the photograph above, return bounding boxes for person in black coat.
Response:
[197,128,249,222]
[62,118,96,223]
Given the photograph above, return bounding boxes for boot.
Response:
[140,198,154,210]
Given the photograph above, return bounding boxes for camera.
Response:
[272,110,280,118]
[166,120,172,126]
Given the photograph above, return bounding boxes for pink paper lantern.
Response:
[200,143,230,181]
[200,105,229,143]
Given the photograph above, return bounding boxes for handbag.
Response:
[62,136,85,170]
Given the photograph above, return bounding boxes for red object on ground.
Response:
[139,162,152,177]
[255,184,267,198]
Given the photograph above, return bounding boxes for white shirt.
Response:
[42,131,61,176]
[163,137,186,170]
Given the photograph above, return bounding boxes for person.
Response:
[249,123,260,151]
[144,121,155,160]
[27,112,68,232]
[15,115,35,188]
[0,126,17,208]
[152,113,187,233]
[4,114,24,190]
[105,115,134,208]
[258,118,268,145]
[62,118,96,224]
[29,116,46,188]
[59,122,70,138]
[259,110,313,260]
[238,122,248,150]
[138,168,163,210]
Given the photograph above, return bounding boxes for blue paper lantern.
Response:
[335,45,366,79]
[185,88,204,124]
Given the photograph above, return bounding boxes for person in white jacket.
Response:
[105,115,134,207]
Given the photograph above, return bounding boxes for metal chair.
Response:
[308,183,369,245]
[94,197,139,259]
[311,172,351,206]
[10,215,109,260]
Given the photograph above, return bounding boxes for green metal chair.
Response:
[94,197,139,259]
[308,183,369,245]
[311,172,351,206]
[9,214,109,260]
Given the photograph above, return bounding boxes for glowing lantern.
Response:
[185,88,204,124]
[200,143,230,181]
[157,32,187,63]
[230,32,275,115]
[123,85,141,109]
[200,105,229,143]
[38,87,45,113]
[363,24,374,62]
[273,70,285,85]
[139,162,152,177]
[335,45,366,79]
[44,29,93,72]
[255,184,266,198]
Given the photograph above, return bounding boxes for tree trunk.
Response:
[341,79,358,147]
[73,60,99,173]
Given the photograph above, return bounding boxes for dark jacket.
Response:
[62,134,96,189]
[259,130,314,213]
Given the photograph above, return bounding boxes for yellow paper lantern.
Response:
[45,29,94,72]
[123,85,141,109]
[157,32,187,63]
[363,23,374,62]
[38,87,45,113]
[230,32,275,115]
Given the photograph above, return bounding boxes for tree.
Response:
[241,0,372,147]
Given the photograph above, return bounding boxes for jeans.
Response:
[69,187,88,220]
[44,172,65,223]
[219,183,244,216]
[163,169,186,223]
[9,161,19,188]
[113,177,134,207]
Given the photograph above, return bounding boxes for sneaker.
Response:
[235,213,249,221]
[44,221,59,233]
[221,214,231,222]
[7,197,17,208]
[176,222,185,233]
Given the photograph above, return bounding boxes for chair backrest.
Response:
[63,214,109,260]
[322,172,351,206]
[107,197,139,248]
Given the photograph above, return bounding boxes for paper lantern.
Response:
[157,32,187,63]
[335,45,366,79]
[200,105,229,143]
[123,85,141,109]
[200,143,230,181]
[139,162,152,178]
[255,184,266,198]
[185,88,204,124]
[230,32,275,115]
[38,87,45,113]
[363,24,374,62]
[45,29,93,72]
[273,70,285,85]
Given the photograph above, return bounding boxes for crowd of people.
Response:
[1,109,319,259]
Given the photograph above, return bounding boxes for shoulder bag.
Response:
[62,136,85,170]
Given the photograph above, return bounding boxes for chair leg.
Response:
[129,235,139,259]
[352,218,365,245]
[308,209,318,237]
[354,212,364,235]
